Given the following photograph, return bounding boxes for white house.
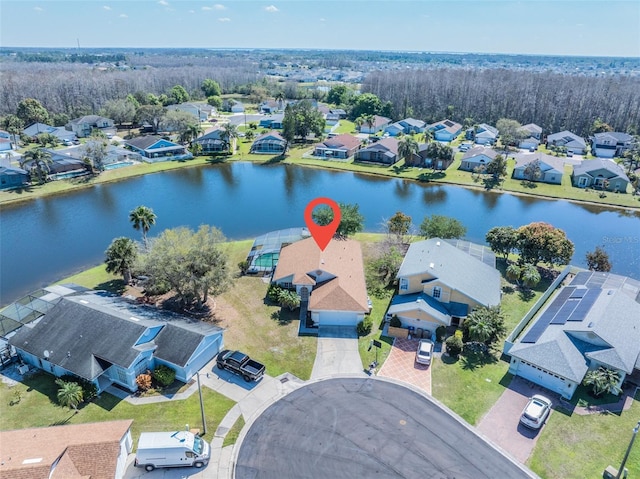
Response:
[507,271,640,399]
[459,146,498,171]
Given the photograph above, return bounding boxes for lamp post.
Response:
[196,372,207,435]
[616,420,640,479]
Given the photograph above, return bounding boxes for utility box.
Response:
[603,465,627,479]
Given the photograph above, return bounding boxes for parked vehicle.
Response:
[135,431,210,472]
[216,349,265,382]
[415,339,434,365]
[519,394,552,429]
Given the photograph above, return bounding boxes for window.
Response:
[400,278,408,291]
[432,286,442,299]
[115,367,128,384]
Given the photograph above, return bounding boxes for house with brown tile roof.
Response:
[272,237,369,327]
[313,134,361,159]
[0,420,133,479]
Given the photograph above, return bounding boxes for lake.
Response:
[1,162,639,306]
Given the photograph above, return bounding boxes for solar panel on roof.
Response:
[550,299,580,324]
[521,287,574,342]
[571,271,592,286]
[567,289,601,321]
[569,288,587,299]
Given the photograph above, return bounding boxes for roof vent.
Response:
[22,458,43,465]
[429,262,435,269]
[607,290,613,295]
[79,299,89,304]
[436,241,441,246]
[588,322,594,328]
[129,316,140,322]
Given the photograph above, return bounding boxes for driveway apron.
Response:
[311,326,366,379]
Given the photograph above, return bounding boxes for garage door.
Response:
[515,360,573,398]
[315,311,359,327]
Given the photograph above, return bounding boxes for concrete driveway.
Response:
[477,376,555,464]
[310,326,365,379]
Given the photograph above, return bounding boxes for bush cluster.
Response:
[152,364,176,387]
[357,316,373,336]
[136,372,153,391]
[445,335,463,357]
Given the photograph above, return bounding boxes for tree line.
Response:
[362,67,640,137]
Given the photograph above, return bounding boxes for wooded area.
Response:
[363,68,640,137]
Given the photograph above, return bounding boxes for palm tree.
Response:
[20,148,53,184]
[521,263,541,288]
[275,91,285,110]
[468,318,493,343]
[56,379,83,411]
[129,205,157,249]
[423,129,434,143]
[398,136,419,166]
[583,367,621,397]
[221,122,239,153]
[182,123,203,145]
[105,237,138,284]
[364,114,375,135]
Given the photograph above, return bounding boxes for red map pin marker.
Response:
[304,197,341,251]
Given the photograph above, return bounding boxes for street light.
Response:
[196,372,207,435]
[614,420,640,479]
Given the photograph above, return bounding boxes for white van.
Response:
[135,431,210,471]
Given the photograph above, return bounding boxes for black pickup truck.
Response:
[216,350,265,382]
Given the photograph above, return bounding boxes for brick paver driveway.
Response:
[478,376,556,464]
[377,338,432,394]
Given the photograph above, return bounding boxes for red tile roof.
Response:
[0,420,133,479]
[273,237,368,312]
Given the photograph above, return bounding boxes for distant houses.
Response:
[125,135,192,162]
[250,131,287,154]
[572,158,629,192]
[66,115,115,138]
[427,119,462,142]
[459,146,498,171]
[354,137,399,164]
[358,115,392,134]
[546,130,587,155]
[518,123,543,150]
[513,154,564,184]
[384,118,426,137]
[590,131,633,158]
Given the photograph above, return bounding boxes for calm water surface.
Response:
[1,162,639,306]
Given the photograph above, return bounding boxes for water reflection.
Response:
[422,186,447,205]
[394,180,414,200]
[216,163,236,189]
[176,166,205,188]
[96,184,117,214]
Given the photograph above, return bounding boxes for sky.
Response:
[1,0,639,57]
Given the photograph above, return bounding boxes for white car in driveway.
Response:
[519,394,552,429]
[415,339,434,366]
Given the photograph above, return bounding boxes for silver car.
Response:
[519,394,552,429]
[415,339,434,366]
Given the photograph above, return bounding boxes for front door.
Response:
[300,287,309,302]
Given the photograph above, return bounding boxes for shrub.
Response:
[445,335,463,357]
[436,326,446,342]
[59,374,97,401]
[357,316,373,336]
[152,364,176,387]
[237,260,249,275]
[454,329,463,340]
[136,372,153,391]
[390,315,402,328]
[267,283,284,303]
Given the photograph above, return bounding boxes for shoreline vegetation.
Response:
[2,137,639,211]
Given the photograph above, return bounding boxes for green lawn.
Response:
[431,264,550,425]
[529,390,640,478]
[0,371,235,443]
[222,415,245,447]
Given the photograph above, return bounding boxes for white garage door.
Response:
[515,360,573,398]
[316,311,359,327]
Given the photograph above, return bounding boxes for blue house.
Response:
[384,118,426,137]
[427,119,462,142]
[8,290,224,393]
[0,166,29,190]
[125,135,193,162]
[259,113,285,129]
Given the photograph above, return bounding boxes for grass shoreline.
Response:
[2,147,638,211]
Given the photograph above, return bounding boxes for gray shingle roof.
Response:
[510,272,640,379]
[514,154,565,173]
[9,297,148,380]
[397,238,501,307]
[462,146,498,160]
[521,123,542,134]
[594,131,632,143]
[547,130,586,147]
[572,158,629,181]
[154,322,220,367]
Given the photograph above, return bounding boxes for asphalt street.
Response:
[235,378,537,479]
